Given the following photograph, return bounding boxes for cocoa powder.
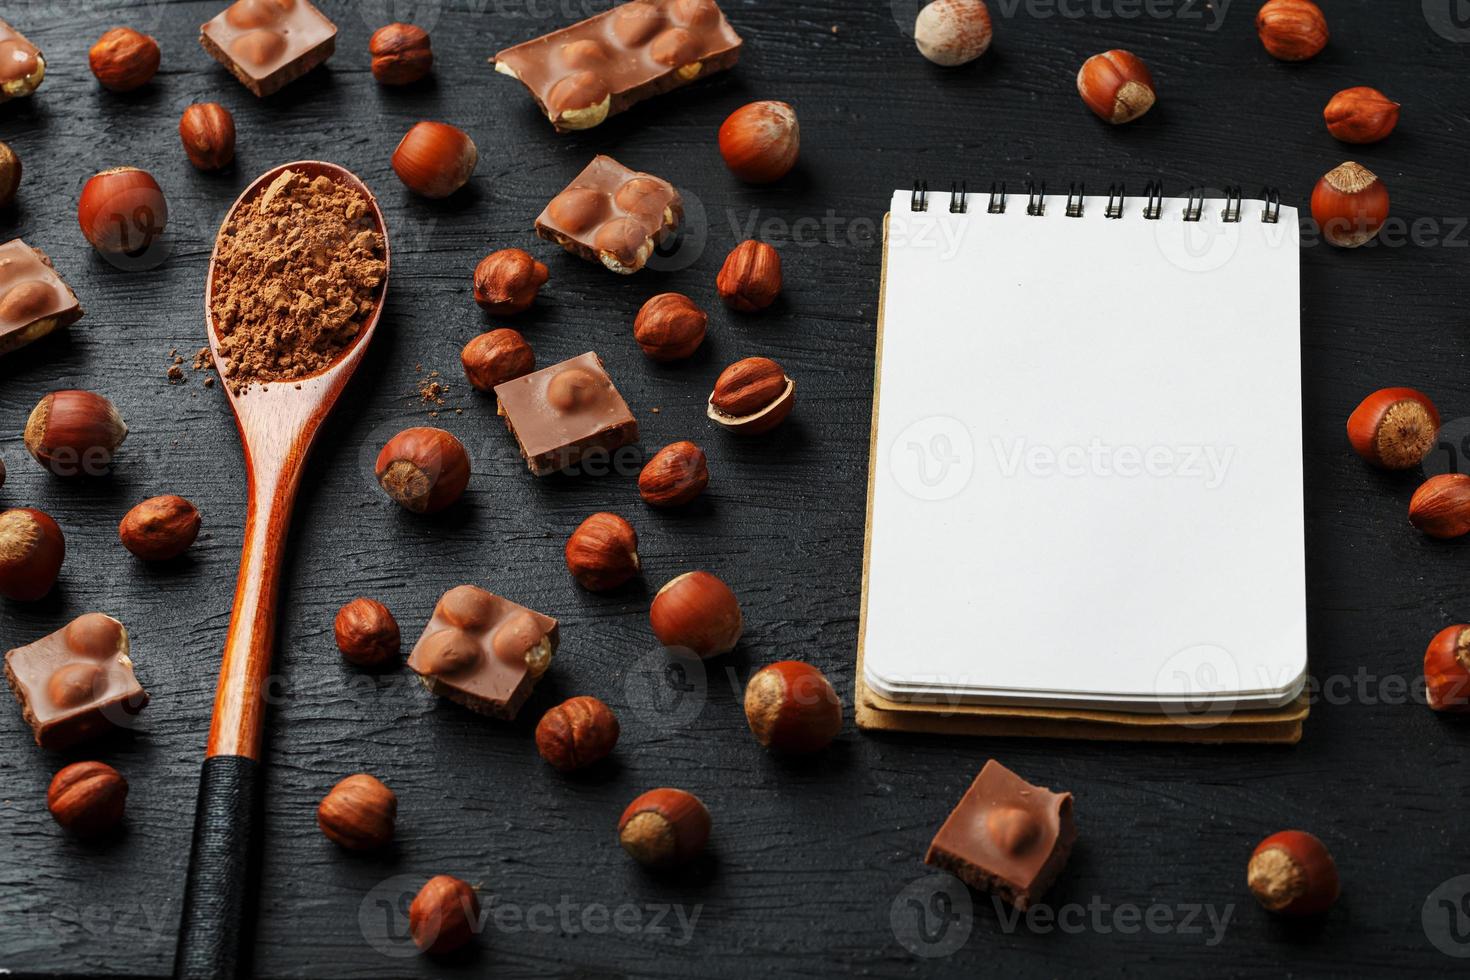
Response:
[210,170,385,393]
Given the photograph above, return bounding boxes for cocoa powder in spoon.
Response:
[210,169,386,394]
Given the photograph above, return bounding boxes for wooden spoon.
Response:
[174,162,390,980]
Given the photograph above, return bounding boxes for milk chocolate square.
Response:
[0,18,46,101]
[4,614,148,750]
[0,240,84,357]
[200,0,337,97]
[407,585,558,721]
[535,156,682,275]
[494,0,743,134]
[494,352,639,476]
[924,760,1076,910]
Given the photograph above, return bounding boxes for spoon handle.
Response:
[175,453,307,980]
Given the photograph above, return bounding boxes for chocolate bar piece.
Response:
[4,614,148,750]
[0,240,84,357]
[494,352,639,476]
[924,760,1076,910]
[495,0,743,132]
[0,18,45,101]
[536,156,682,275]
[200,0,337,98]
[407,585,559,720]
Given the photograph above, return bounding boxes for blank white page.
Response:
[862,190,1305,710]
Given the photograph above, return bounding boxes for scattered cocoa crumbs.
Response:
[167,365,184,383]
[204,376,216,388]
[192,346,212,371]
[210,169,385,394]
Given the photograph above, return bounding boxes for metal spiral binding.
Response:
[1026,181,1046,216]
[1222,187,1242,223]
[1065,183,1085,218]
[1105,184,1125,219]
[1183,188,1205,222]
[988,182,1007,214]
[950,181,968,214]
[1143,181,1164,220]
[1262,187,1281,223]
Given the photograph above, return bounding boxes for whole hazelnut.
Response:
[1324,87,1400,145]
[743,661,843,754]
[535,696,620,771]
[565,513,640,591]
[618,788,711,869]
[634,293,708,362]
[708,357,796,435]
[1076,50,1156,125]
[410,875,480,956]
[0,141,20,209]
[0,508,65,601]
[1409,473,1470,539]
[1424,625,1470,713]
[375,428,471,513]
[179,103,236,171]
[1256,0,1328,62]
[78,167,168,256]
[118,495,201,561]
[914,0,993,67]
[717,240,782,313]
[639,441,710,507]
[392,122,477,199]
[472,248,548,315]
[25,390,128,477]
[718,101,800,184]
[335,598,401,668]
[316,773,397,850]
[650,571,743,658]
[1247,830,1339,916]
[48,761,127,837]
[370,23,433,86]
[88,27,160,92]
[1311,162,1388,248]
[1346,387,1438,469]
[462,328,534,393]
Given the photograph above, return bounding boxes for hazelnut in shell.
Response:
[914,0,993,67]
[0,507,65,601]
[25,390,128,477]
[375,428,470,513]
[1247,830,1339,916]
[78,167,168,256]
[650,571,743,658]
[392,122,477,199]
[1345,387,1438,469]
[1424,624,1470,713]
[744,661,843,754]
[1311,162,1388,248]
[718,101,800,184]
[618,788,711,869]
[1076,50,1155,125]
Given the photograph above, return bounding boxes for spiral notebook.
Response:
[859,182,1307,718]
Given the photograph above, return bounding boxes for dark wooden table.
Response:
[2,1,1467,976]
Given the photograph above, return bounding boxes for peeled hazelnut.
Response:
[1346,387,1438,469]
[639,441,710,507]
[1324,87,1400,144]
[335,598,401,668]
[88,27,160,92]
[392,122,477,199]
[375,428,470,514]
[179,103,236,171]
[1311,162,1389,248]
[717,240,782,313]
[78,167,168,256]
[0,141,20,209]
[719,101,800,184]
[1256,0,1328,61]
[1424,625,1470,713]
[1247,830,1339,916]
[461,328,534,393]
[743,661,843,754]
[634,293,708,362]
[25,390,128,477]
[118,495,201,561]
[535,696,620,771]
[48,761,127,837]
[565,513,640,591]
[370,23,433,86]
[472,249,548,315]
[650,571,743,658]
[708,357,796,435]
[317,773,397,850]
[410,875,480,956]
[1409,473,1470,539]
[1076,50,1155,125]
[618,788,711,869]
[914,0,993,67]
[0,508,65,601]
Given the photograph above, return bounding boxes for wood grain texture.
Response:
[0,1,1466,977]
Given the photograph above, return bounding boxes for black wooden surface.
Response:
[1,1,1468,976]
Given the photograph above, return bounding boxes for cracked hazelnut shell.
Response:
[708,357,795,435]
